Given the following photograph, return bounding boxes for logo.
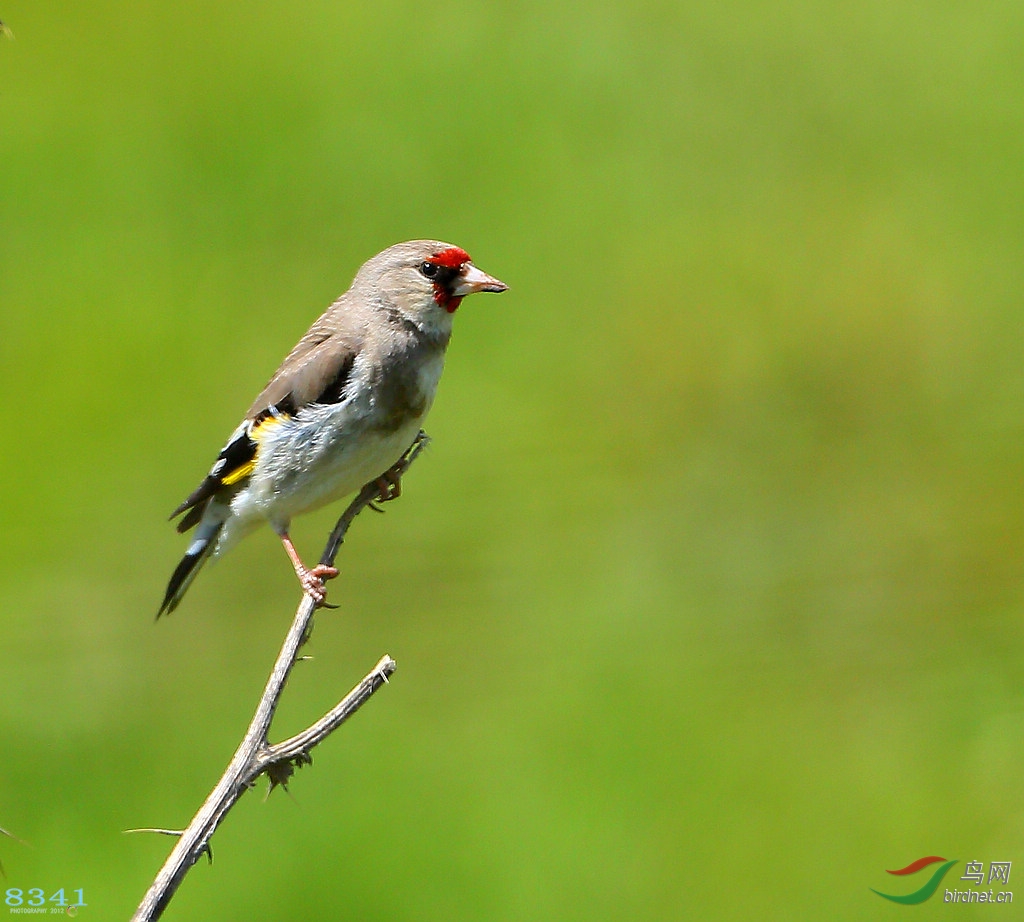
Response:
[872,857,1013,905]
[872,856,958,904]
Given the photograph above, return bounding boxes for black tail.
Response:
[157,523,223,618]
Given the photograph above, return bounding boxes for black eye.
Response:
[420,261,438,279]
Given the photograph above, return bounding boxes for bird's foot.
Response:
[280,532,339,606]
[367,433,429,509]
[373,466,404,503]
[297,564,339,605]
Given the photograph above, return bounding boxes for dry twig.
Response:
[130,432,429,922]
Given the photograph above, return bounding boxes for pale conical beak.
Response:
[452,263,509,297]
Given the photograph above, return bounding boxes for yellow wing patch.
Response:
[221,459,255,485]
[219,414,287,486]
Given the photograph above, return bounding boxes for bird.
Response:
[158,240,508,617]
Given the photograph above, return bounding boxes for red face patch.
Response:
[429,246,471,269]
[440,295,464,313]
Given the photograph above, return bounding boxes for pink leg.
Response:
[279,533,338,604]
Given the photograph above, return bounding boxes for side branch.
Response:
[256,654,395,782]
[131,433,429,922]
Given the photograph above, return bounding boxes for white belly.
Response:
[218,343,445,551]
[258,406,423,522]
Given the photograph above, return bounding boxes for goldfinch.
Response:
[158,240,507,616]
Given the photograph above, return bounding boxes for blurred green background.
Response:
[2,1,1024,918]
